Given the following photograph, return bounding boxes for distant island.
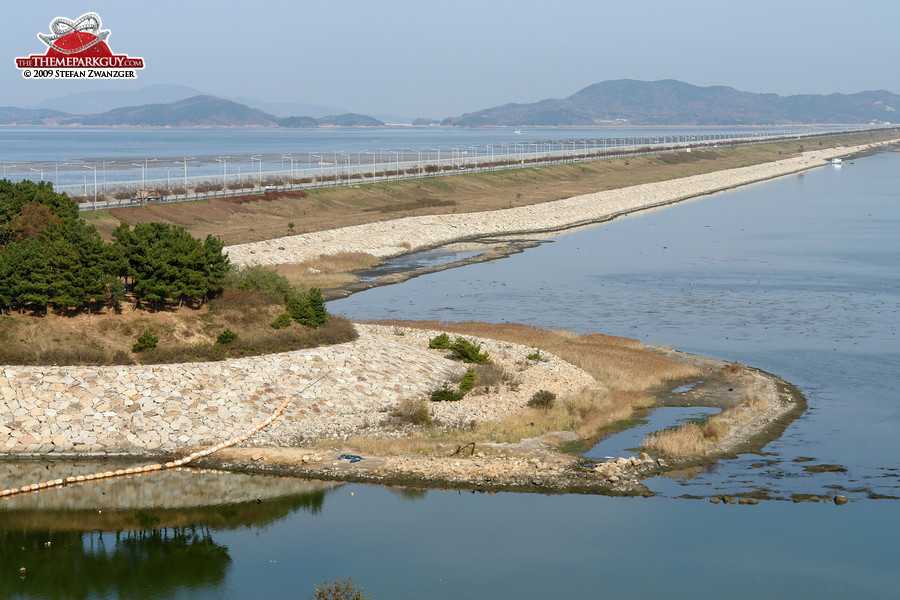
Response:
[2,80,897,128]
[436,79,899,127]
[0,95,384,128]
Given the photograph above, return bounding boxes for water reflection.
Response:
[4,528,230,600]
[1,461,341,600]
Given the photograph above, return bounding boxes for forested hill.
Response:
[440,79,900,126]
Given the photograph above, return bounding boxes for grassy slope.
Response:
[81,129,898,246]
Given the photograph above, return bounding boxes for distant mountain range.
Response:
[438,79,899,126]
[31,84,357,119]
[0,95,384,128]
[4,80,898,128]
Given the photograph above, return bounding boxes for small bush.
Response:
[270,312,293,329]
[391,398,432,426]
[450,337,490,363]
[227,266,295,304]
[428,332,451,349]
[473,363,514,393]
[526,350,542,361]
[312,578,369,600]
[430,384,465,402]
[287,288,328,328]
[217,328,238,344]
[458,369,476,393]
[528,389,556,409]
[132,330,158,352]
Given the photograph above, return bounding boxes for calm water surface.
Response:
[332,150,900,500]
[4,150,899,599]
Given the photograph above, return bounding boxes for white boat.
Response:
[514,129,522,135]
[832,158,842,165]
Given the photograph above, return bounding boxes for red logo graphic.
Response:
[15,12,144,79]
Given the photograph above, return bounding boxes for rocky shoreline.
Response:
[194,334,804,497]
[225,143,886,269]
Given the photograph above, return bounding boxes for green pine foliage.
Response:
[113,222,231,310]
[458,368,476,392]
[270,312,293,329]
[0,179,231,315]
[430,384,465,402]
[217,328,238,344]
[450,337,491,363]
[132,330,159,352]
[287,288,328,328]
[428,332,451,349]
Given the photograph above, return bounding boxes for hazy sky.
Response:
[5,0,899,117]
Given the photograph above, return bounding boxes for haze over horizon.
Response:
[5,0,899,119]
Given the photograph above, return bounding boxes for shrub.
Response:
[227,266,295,304]
[312,578,369,600]
[287,288,328,328]
[458,369,476,393]
[473,363,513,393]
[391,398,432,426]
[450,337,490,363]
[528,389,556,409]
[270,312,293,329]
[217,328,238,344]
[526,350,542,361]
[428,332,451,349]
[430,384,464,402]
[132,330,158,352]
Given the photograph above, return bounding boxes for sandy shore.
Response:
[225,143,885,268]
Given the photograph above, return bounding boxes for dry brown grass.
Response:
[329,389,654,455]
[642,414,730,457]
[374,320,699,390]
[739,394,769,412]
[643,424,708,457]
[477,388,652,443]
[88,131,897,245]
[0,289,357,366]
[272,252,382,289]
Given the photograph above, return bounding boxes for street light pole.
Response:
[176,157,193,199]
[214,156,229,195]
[84,165,98,210]
[131,162,146,204]
[250,154,261,189]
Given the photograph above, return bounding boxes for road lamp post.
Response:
[282,153,293,187]
[176,157,193,199]
[131,161,146,203]
[84,164,98,209]
[214,156,229,195]
[250,154,261,189]
[310,154,323,182]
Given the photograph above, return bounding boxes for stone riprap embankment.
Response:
[0,325,594,455]
[225,144,879,267]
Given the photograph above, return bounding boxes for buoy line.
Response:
[0,373,326,500]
